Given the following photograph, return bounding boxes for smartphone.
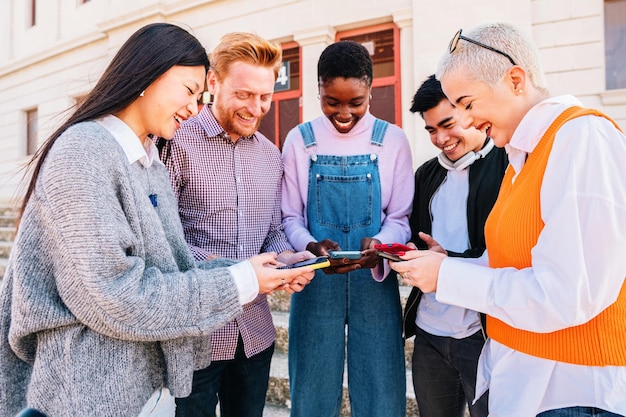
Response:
[373,243,412,256]
[375,250,403,262]
[328,250,362,260]
[278,256,330,270]
[374,243,412,262]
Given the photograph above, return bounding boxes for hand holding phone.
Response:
[278,256,330,270]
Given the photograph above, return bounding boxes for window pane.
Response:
[605,0,626,89]
[26,109,38,155]
[259,103,276,144]
[370,85,395,124]
[279,97,300,149]
[275,46,300,93]
[340,29,395,78]
[30,0,36,27]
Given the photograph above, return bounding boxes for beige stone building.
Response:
[1,0,625,204]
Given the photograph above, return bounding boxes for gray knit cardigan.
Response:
[0,122,242,417]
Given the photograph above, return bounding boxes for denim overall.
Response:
[288,119,406,417]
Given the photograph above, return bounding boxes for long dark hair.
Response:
[19,22,210,219]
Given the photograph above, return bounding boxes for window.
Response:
[605,0,626,89]
[26,108,39,156]
[258,43,302,149]
[337,24,402,126]
[29,0,36,27]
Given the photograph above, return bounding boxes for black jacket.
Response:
[402,145,509,339]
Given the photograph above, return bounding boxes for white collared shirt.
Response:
[96,114,159,167]
[436,95,626,416]
[418,168,481,338]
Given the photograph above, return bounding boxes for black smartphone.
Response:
[278,256,331,270]
[375,250,403,262]
[328,250,362,260]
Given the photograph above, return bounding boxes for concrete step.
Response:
[0,242,12,259]
[262,403,290,417]
[0,216,17,228]
[267,351,418,416]
[0,206,19,218]
[0,227,16,242]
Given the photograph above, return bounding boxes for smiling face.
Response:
[120,65,206,141]
[208,61,275,141]
[440,66,524,148]
[422,99,487,161]
[319,77,370,134]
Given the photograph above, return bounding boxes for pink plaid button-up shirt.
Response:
[164,104,293,360]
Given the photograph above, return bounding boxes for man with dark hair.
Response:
[403,74,508,417]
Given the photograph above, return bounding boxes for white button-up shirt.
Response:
[436,95,626,416]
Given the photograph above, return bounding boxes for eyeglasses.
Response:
[449,29,516,66]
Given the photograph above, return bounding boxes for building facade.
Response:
[1,0,625,203]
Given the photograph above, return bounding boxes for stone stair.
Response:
[0,205,18,280]
[265,283,419,417]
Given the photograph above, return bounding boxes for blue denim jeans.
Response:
[537,408,624,417]
[411,326,488,417]
[174,338,274,417]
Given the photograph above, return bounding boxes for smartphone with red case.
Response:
[374,243,412,262]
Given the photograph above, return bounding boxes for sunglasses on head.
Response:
[449,28,516,66]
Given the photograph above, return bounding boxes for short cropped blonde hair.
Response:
[209,32,283,81]
[437,22,548,93]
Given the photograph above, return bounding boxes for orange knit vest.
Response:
[484,106,626,366]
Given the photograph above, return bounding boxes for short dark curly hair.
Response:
[410,74,447,115]
[317,40,373,87]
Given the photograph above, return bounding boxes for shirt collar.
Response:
[96,114,160,167]
[506,94,582,174]
[198,103,258,143]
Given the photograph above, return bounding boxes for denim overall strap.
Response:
[297,122,316,148]
[288,120,406,417]
[371,118,388,146]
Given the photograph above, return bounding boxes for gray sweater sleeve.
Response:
[13,123,241,344]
